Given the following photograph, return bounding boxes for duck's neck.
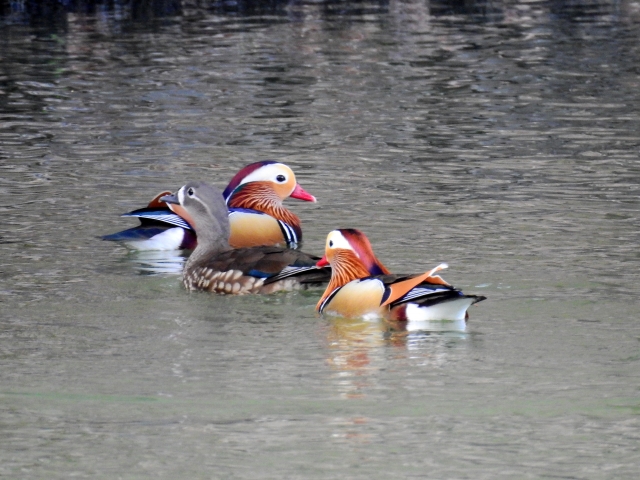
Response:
[185,221,232,271]
[228,182,301,228]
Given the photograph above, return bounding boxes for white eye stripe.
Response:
[326,231,353,251]
[240,164,292,186]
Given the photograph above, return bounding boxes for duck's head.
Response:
[317,229,390,276]
[161,181,231,249]
[223,160,316,203]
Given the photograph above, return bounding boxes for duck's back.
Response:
[184,246,330,294]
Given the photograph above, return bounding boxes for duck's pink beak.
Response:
[290,184,317,203]
[316,256,329,267]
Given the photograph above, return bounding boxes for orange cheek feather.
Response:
[167,204,196,230]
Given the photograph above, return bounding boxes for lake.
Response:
[1,0,639,478]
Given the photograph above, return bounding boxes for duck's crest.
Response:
[340,228,390,275]
[223,160,278,201]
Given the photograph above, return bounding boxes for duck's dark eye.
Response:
[329,240,334,247]
[276,174,286,183]
[187,187,195,197]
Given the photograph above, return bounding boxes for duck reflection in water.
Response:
[124,249,187,276]
[324,314,468,401]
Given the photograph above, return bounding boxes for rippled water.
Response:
[1,1,640,478]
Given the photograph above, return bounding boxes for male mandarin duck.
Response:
[159,181,330,294]
[316,229,486,321]
[102,160,316,251]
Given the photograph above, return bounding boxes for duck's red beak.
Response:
[290,184,317,203]
[316,256,329,267]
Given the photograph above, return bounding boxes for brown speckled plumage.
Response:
[183,245,328,294]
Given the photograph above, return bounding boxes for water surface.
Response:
[1,1,639,478]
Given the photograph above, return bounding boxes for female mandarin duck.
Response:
[102,161,316,251]
[159,181,330,294]
[316,229,485,321]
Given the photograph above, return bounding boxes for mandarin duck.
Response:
[102,161,316,251]
[159,181,330,294]
[316,229,486,321]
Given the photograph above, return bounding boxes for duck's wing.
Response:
[102,225,196,250]
[200,247,330,285]
[380,263,450,307]
[122,207,193,230]
[379,270,486,322]
[103,206,195,250]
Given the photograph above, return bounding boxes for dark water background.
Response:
[1,1,639,478]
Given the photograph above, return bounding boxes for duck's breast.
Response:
[321,278,386,319]
[228,210,290,248]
